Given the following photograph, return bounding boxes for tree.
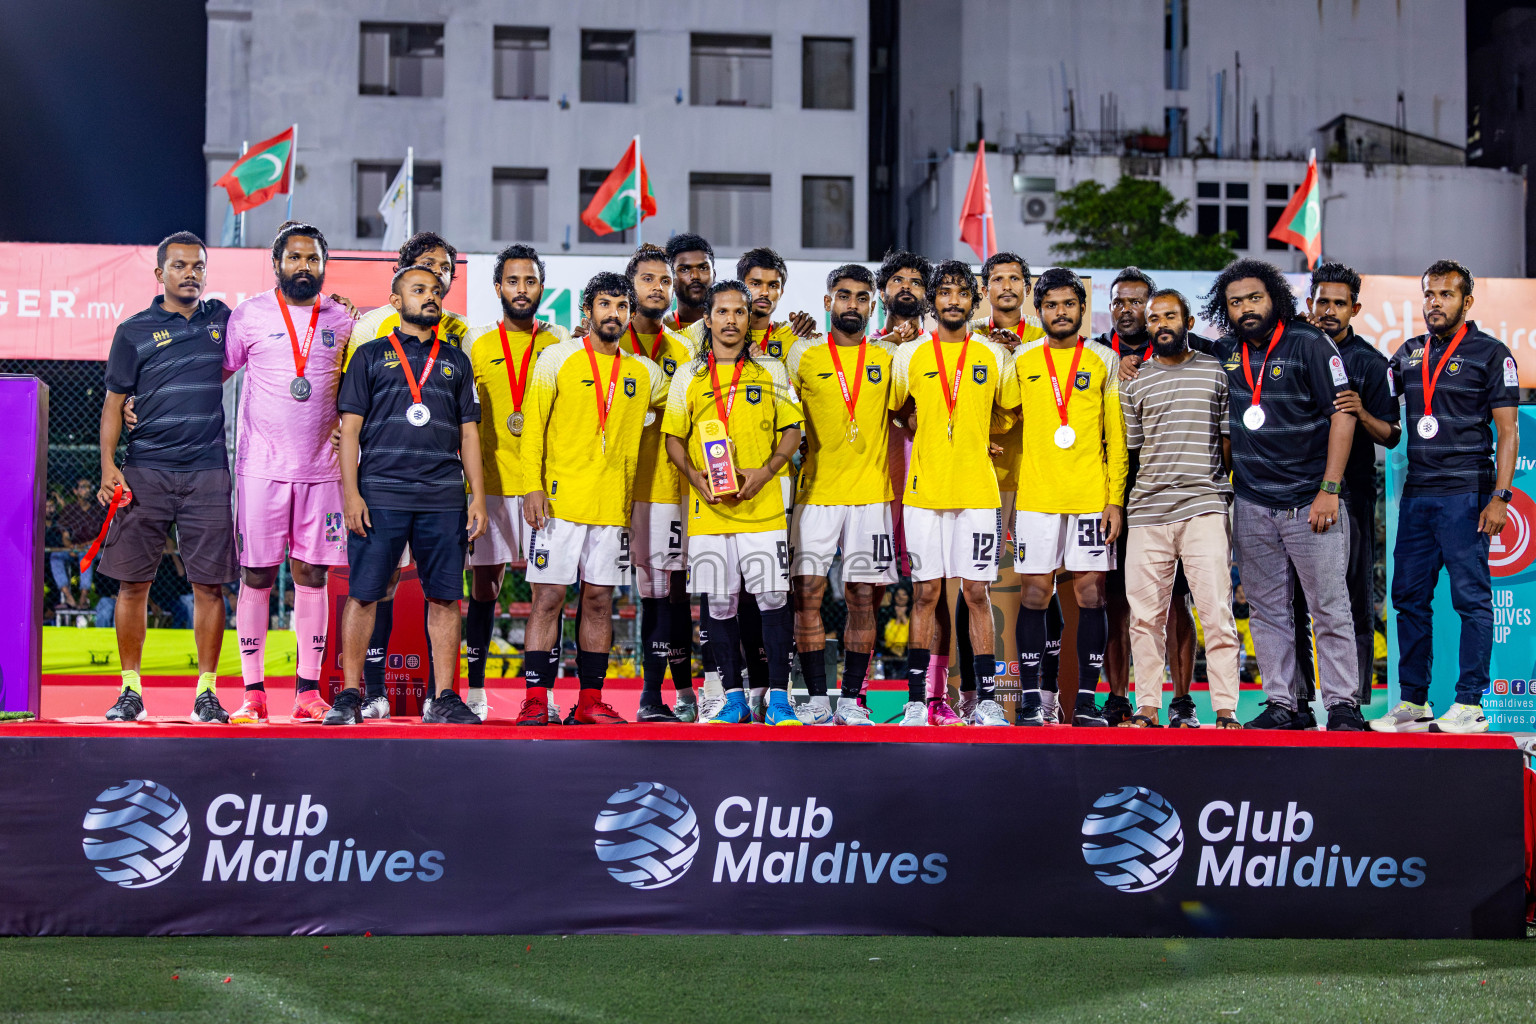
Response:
[1046,176,1238,271]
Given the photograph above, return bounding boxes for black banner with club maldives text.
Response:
[0,735,1524,938]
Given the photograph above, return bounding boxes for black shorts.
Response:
[97,466,239,585]
[347,506,467,602]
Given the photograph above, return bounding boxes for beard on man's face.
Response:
[1235,306,1277,341]
[887,290,924,319]
[401,304,441,328]
[834,309,868,336]
[279,268,323,302]
[500,294,537,321]
[594,318,627,343]
[1151,327,1188,359]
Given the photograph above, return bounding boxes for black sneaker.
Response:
[323,689,365,725]
[192,690,229,724]
[561,704,579,725]
[1295,703,1320,731]
[105,689,147,722]
[423,690,482,724]
[1015,703,1046,727]
[1072,699,1109,727]
[636,703,681,723]
[1326,702,1366,731]
[1168,695,1201,729]
[1244,701,1302,730]
[1100,693,1133,727]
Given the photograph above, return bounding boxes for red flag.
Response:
[958,141,996,262]
[581,137,656,236]
[213,126,295,215]
[1267,149,1323,269]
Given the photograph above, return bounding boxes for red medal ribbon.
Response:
[583,337,622,439]
[1242,320,1287,409]
[275,288,322,383]
[628,324,665,362]
[1042,339,1085,429]
[80,483,128,573]
[497,321,537,413]
[1421,322,1469,418]
[387,331,441,408]
[1110,331,1120,356]
[826,334,868,426]
[991,318,1025,341]
[930,331,971,430]
[756,322,779,354]
[708,349,747,425]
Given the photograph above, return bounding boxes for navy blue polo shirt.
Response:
[103,296,232,471]
[1212,319,1352,509]
[1387,321,1519,496]
[1335,329,1400,506]
[337,328,480,511]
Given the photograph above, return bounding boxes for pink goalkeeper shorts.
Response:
[235,475,346,568]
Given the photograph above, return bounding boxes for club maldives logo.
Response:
[1081,786,1184,893]
[594,782,701,890]
[82,780,192,889]
[1489,487,1536,577]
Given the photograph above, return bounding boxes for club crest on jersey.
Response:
[1074,370,1092,391]
[533,549,550,569]
[440,363,454,379]
[321,329,335,348]
[624,376,637,397]
[663,357,677,375]
[745,385,763,405]
[447,326,465,346]
[971,365,987,384]
[767,341,782,358]
[1445,359,1463,375]
[1269,364,1284,379]
[207,326,222,344]
[866,365,882,384]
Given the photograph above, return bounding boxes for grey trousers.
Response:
[1232,498,1358,709]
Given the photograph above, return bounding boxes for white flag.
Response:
[378,156,411,252]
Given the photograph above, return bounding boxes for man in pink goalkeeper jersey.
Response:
[223,223,355,724]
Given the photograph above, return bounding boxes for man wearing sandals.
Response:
[1118,290,1243,729]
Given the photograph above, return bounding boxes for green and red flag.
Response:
[214,125,296,215]
[1268,148,1323,268]
[580,136,655,236]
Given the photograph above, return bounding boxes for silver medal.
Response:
[290,376,312,401]
[406,402,431,427]
[1243,405,1266,431]
[1053,425,1076,449]
[1417,414,1439,439]
[644,410,657,427]
[508,411,524,436]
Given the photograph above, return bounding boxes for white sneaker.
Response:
[1369,700,1432,733]
[899,700,928,726]
[1429,702,1489,734]
[361,695,391,720]
[972,698,1010,726]
[548,700,564,725]
[955,691,978,724]
[697,694,726,724]
[465,690,490,722]
[795,699,835,725]
[834,698,872,725]
[1041,691,1062,724]
[420,697,434,720]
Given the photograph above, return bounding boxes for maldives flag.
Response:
[214,126,295,215]
[581,137,655,236]
[958,140,997,262]
[1268,148,1323,268]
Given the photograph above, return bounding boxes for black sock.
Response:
[577,649,608,691]
[465,598,494,690]
[955,596,976,692]
[1016,606,1046,707]
[640,596,669,706]
[698,594,716,673]
[1077,604,1108,703]
[708,613,743,690]
[841,648,871,699]
[295,674,317,695]
[245,680,265,692]
[1043,595,1063,694]
[668,581,694,694]
[906,647,931,702]
[364,598,393,699]
[738,593,767,690]
[797,648,828,697]
[522,648,556,695]
[973,654,996,701]
[761,604,793,691]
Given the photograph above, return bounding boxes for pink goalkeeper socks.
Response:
[926,654,949,700]
[293,583,328,688]
[236,585,271,689]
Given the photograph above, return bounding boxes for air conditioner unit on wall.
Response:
[1014,175,1057,223]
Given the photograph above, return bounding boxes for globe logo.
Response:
[1081,786,1184,893]
[81,780,192,889]
[594,782,700,890]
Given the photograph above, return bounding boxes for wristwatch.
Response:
[1493,488,1514,502]
[1318,480,1341,495]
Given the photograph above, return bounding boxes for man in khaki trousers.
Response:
[1119,290,1242,728]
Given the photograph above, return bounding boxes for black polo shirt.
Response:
[1335,329,1399,506]
[337,328,480,511]
[1212,319,1351,510]
[1387,320,1519,496]
[1096,330,1152,362]
[103,296,231,471]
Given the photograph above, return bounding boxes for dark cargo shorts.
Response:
[97,466,239,585]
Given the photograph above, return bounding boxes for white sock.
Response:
[750,686,767,704]
[809,694,831,710]
[702,673,724,700]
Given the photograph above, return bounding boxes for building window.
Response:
[579,168,633,244]
[1165,107,1188,157]
[1224,182,1249,249]
[1265,183,1292,251]
[802,37,854,110]
[356,161,441,239]
[581,30,634,104]
[1195,181,1221,237]
[691,34,771,108]
[494,27,549,100]
[690,173,771,248]
[359,22,444,97]
[493,168,548,241]
[802,176,854,249]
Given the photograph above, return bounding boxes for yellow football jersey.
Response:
[344,306,471,369]
[786,335,896,506]
[970,317,1047,492]
[465,319,567,498]
[628,325,694,505]
[661,354,803,536]
[678,318,797,362]
[890,333,1020,511]
[1011,338,1128,515]
[520,339,668,527]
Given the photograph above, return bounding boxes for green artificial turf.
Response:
[2,935,1534,1023]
